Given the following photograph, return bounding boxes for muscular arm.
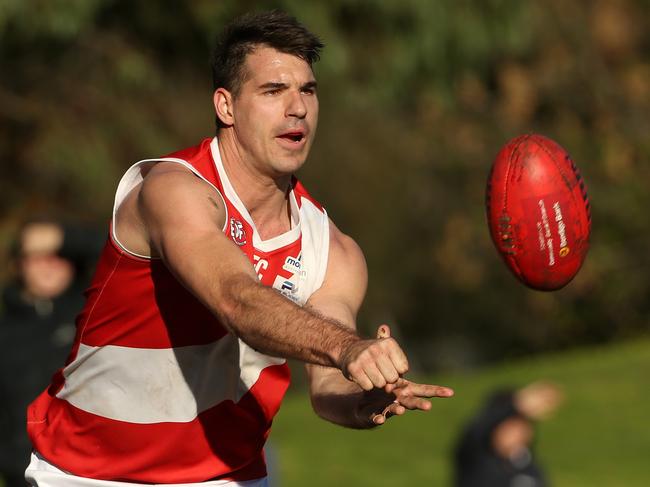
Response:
[306,223,454,428]
[120,163,405,389]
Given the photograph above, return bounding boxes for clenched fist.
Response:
[337,324,409,391]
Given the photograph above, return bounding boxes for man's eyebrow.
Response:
[257,81,318,91]
[258,82,289,90]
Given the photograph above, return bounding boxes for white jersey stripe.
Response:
[56,337,284,424]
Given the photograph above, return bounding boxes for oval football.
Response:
[486,134,591,290]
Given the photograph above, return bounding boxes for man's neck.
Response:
[217,131,293,240]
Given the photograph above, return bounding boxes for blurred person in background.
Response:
[453,381,563,487]
[0,219,102,487]
[24,10,453,487]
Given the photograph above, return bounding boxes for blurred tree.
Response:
[1,0,648,368]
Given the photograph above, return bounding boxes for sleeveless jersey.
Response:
[27,137,330,484]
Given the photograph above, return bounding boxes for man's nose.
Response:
[286,90,307,119]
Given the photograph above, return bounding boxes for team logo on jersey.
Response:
[230,218,247,246]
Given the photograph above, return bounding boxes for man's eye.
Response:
[265,89,280,95]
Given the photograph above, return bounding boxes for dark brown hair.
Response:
[211,10,324,128]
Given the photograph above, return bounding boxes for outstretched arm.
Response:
[305,222,454,429]
[117,163,408,390]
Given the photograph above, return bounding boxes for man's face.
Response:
[226,46,319,176]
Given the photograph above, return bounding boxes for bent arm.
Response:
[305,227,376,428]
[306,223,454,428]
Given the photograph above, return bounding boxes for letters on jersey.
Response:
[27,137,329,484]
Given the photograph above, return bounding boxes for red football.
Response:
[486,134,591,290]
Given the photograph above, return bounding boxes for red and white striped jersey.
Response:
[27,137,330,484]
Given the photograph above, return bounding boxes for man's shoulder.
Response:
[327,220,366,269]
[160,137,213,161]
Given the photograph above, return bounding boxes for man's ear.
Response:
[214,88,234,126]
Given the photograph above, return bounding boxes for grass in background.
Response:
[271,337,650,486]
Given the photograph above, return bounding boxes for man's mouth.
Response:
[277,130,306,143]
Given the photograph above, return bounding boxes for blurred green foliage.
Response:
[1,0,649,368]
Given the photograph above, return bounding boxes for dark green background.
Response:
[1,0,649,369]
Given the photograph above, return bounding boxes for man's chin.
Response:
[270,155,307,177]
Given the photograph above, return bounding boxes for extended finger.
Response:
[397,382,454,398]
[394,395,433,411]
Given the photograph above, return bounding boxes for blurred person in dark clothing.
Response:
[0,219,102,487]
[453,381,563,487]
